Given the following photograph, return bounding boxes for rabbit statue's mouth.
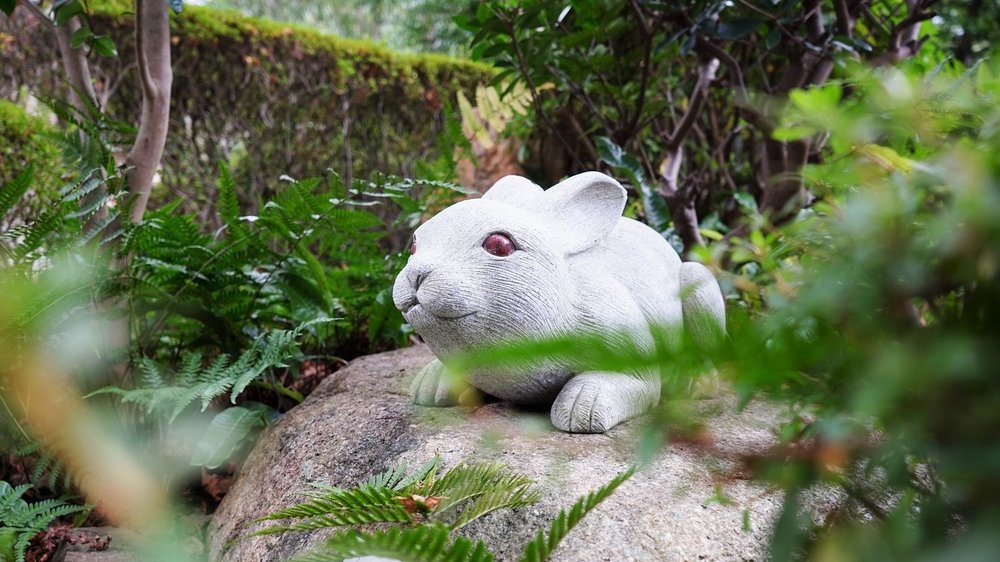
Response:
[403,300,477,321]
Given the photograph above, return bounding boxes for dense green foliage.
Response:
[461,0,999,252]
[0,0,491,220]
[0,114,461,480]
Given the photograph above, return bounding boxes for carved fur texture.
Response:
[392,172,725,433]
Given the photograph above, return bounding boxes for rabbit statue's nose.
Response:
[407,266,431,290]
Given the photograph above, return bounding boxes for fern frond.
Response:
[365,461,412,491]
[229,327,299,401]
[294,525,494,562]
[217,161,244,236]
[393,456,440,492]
[0,166,33,218]
[518,466,635,562]
[0,480,87,562]
[89,324,306,421]
[422,462,537,529]
[13,206,65,261]
[251,485,412,536]
[450,479,539,530]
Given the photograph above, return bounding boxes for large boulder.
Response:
[208,346,841,561]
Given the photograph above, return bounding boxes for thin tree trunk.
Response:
[123,0,173,226]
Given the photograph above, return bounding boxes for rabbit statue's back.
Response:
[392,172,725,433]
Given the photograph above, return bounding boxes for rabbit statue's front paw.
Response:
[550,372,658,433]
[411,359,466,406]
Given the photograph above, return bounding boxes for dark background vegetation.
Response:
[2,0,1000,561]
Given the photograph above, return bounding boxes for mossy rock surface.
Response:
[208,346,848,562]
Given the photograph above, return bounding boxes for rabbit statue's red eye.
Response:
[483,233,515,257]
[410,240,416,253]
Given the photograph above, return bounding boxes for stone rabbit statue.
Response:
[392,172,725,433]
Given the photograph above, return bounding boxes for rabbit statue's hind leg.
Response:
[679,262,727,398]
[680,262,726,349]
[411,358,477,406]
[550,372,659,433]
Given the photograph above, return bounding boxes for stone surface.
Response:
[61,516,208,562]
[62,527,139,562]
[208,345,843,562]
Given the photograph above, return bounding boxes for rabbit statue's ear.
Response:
[541,172,626,255]
[481,175,544,207]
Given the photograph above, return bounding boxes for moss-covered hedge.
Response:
[0,2,492,216]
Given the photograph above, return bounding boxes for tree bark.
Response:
[123,0,173,225]
[759,138,811,225]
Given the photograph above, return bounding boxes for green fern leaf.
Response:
[419,462,537,529]
[450,479,539,530]
[217,161,244,234]
[518,466,635,562]
[0,480,86,562]
[0,166,33,218]
[365,461,412,491]
[294,525,494,562]
[392,456,440,492]
[252,485,412,536]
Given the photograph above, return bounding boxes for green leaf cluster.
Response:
[0,481,87,562]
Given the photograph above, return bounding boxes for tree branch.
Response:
[18,0,55,33]
[804,0,825,42]
[833,0,854,38]
[869,0,935,66]
[665,58,718,152]
[502,14,582,170]
[695,39,770,131]
[20,0,100,115]
[657,58,720,254]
